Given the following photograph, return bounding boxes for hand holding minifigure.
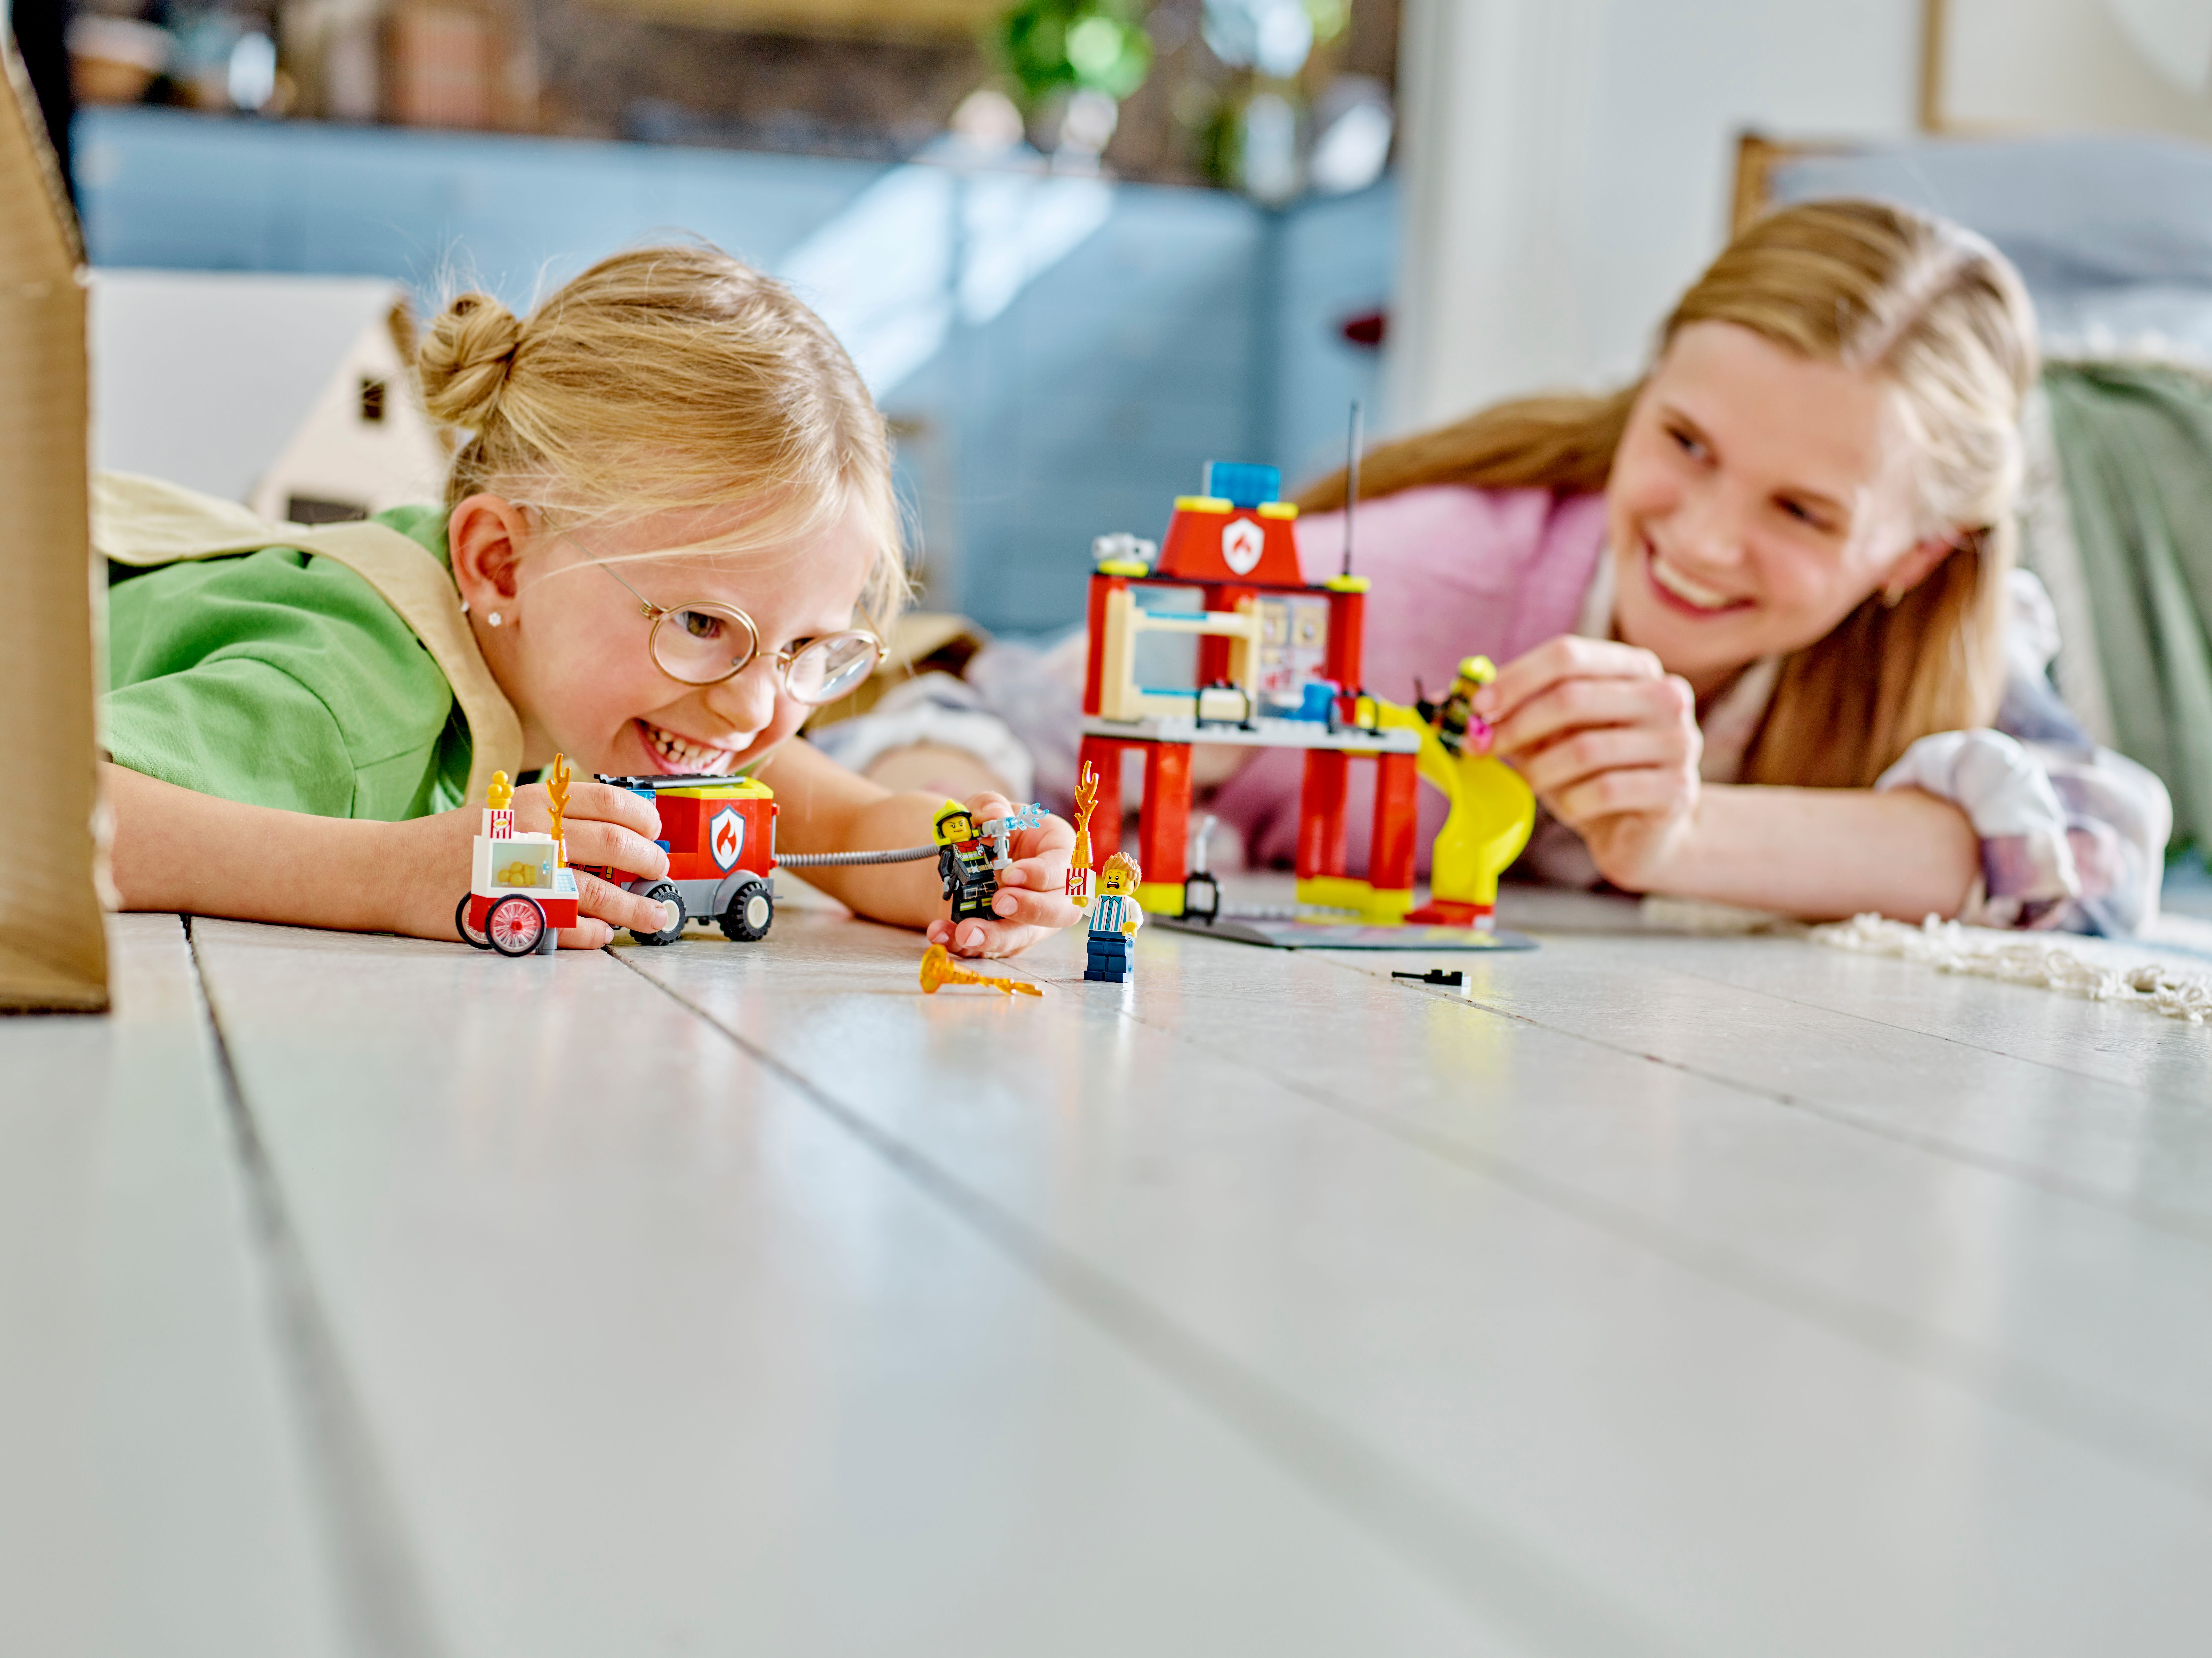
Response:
[925,789,1082,958]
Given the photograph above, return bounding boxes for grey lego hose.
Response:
[777,845,938,868]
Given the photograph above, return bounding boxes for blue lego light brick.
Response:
[1202,461,1282,510]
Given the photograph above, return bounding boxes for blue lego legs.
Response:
[1084,931,1133,983]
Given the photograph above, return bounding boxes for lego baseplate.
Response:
[1153,913,1538,951]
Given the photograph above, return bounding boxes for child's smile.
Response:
[635,718,740,776]
[461,496,880,778]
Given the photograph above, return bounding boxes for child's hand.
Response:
[471,779,673,949]
[1477,636,1704,892]
[925,789,1083,958]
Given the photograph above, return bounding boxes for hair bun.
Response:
[417,291,522,428]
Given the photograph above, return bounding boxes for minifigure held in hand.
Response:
[933,798,999,924]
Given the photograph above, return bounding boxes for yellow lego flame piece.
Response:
[918,944,1042,997]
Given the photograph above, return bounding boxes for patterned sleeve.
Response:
[1873,572,2173,936]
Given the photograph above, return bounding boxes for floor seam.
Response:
[1298,950,2212,1242]
[183,916,450,1658]
[609,948,1685,1658]
[1086,961,2212,1507]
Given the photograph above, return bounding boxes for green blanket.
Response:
[2043,363,2212,851]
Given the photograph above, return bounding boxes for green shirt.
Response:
[104,504,472,820]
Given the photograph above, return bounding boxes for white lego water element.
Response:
[1221,517,1265,576]
[709,807,744,872]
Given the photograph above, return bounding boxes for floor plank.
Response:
[188,918,1518,1658]
[1617,929,2212,1098]
[1368,929,2212,1234]
[0,915,343,1658]
[622,911,2212,1658]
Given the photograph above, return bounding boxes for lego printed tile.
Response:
[620,911,2212,1658]
[0,914,344,1658]
[184,918,1512,1658]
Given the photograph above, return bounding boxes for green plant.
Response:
[996,0,1154,112]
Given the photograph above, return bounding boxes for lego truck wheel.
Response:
[455,894,491,949]
[485,893,549,958]
[719,883,774,942]
[630,881,687,947]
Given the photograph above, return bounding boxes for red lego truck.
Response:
[578,775,780,945]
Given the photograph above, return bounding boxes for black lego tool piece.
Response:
[1391,969,1465,987]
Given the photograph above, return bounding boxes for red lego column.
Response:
[1369,750,1419,893]
[1137,741,1192,905]
[1297,749,1350,880]
[1078,733,1124,868]
[1324,587,1367,695]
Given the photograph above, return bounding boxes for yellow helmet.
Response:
[1455,655,1496,685]
[932,799,977,845]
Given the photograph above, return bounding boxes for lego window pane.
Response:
[1131,585,1203,692]
[1254,595,1331,714]
[492,854,558,890]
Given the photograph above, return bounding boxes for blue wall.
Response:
[75,107,1395,633]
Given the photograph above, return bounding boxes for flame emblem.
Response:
[709,806,744,871]
[1221,517,1265,576]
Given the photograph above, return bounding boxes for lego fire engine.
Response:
[579,774,782,944]
[579,772,958,946]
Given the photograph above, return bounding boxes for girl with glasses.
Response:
[99,245,1080,958]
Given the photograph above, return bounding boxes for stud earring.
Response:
[487,611,503,627]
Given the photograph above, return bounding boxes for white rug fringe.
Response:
[1810,914,2212,1024]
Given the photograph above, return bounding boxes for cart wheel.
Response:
[719,884,774,942]
[455,894,490,949]
[486,894,547,957]
[631,881,687,946]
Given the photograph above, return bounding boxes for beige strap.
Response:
[94,472,522,805]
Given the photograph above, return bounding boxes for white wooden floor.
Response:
[5,885,2210,1657]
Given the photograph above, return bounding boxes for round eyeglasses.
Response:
[595,562,885,704]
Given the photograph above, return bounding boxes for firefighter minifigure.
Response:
[1433,655,1497,758]
[933,799,998,926]
[1084,851,1144,983]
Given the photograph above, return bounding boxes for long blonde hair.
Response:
[415,244,906,622]
[1300,201,2039,788]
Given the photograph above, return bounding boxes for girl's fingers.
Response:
[572,869,669,935]
[560,817,670,883]
[567,781,663,838]
[1491,673,1693,760]
[989,884,1082,929]
[1550,766,1693,828]
[556,918,618,950]
[1516,722,1696,800]
[949,918,1057,961]
[1476,635,1668,726]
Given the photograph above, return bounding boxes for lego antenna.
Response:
[1342,400,1364,580]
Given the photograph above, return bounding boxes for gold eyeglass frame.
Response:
[593,560,885,702]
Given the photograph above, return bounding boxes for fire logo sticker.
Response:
[709,806,744,871]
[1221,517,1265,576]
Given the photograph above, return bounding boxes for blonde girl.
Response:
[102,245,1078,955]
[1209,200,2169,931]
